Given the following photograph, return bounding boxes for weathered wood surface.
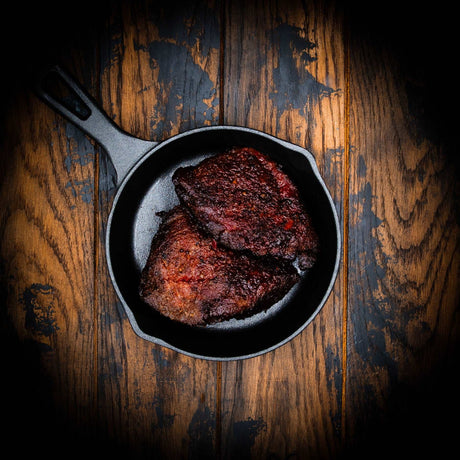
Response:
[221,1,344,458]
[346,4,460,457]
[1,1,458,458]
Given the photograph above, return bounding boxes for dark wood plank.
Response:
[95,1,221,457]
[0,49,99,455]
[221,1,346,458]
[345,4,460,457]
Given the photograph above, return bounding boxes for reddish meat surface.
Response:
[172,147,319,269]
[139,206,300,326]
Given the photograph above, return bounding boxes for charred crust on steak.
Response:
[140,146,319,326]
[139,206,300,326]
[172,147,319,269]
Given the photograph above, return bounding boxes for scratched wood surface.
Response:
[220,1,344,458]
[0,0,458,459]
[345,3,460,457]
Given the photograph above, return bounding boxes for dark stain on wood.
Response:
[151,395,177,429]
[230,416,267,459]
[150,2,220,54]
[348,178,394,370]
[145,40,218,136]
[269,23,338,125]
[325,343,343,435]
[65,178,94,205]
[63,123,95,172]
[21,283,59,337]
[151,347,171,368]
[187,403,216,458]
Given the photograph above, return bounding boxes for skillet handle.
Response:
[35,65,158,185]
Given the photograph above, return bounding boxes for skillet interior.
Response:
[107,128,339,359]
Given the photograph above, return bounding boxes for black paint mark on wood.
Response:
[151,395,177,430]
[66,178,93,205]
[64,123,95,172]
[269,23,338,128]
[349,179,392,369]
[325,343,343,436]
[151,347,171,368]
[230,416,267,459]
[149,2,220,55]
[100,16,124,75]
[21,284,59,337]
[141,39,218,138]
[348,154,416,390]
[323,146,346,187]
[187,403,216,459]
[131,2,220,139]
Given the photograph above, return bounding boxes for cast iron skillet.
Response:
[37,65,341,361]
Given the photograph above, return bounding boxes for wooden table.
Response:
[1,1,458,458]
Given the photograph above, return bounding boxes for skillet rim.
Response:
[105,125,341,361]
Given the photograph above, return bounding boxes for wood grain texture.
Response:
[0,60,98,452]
[95,1,220,457]
[345,4,460,457]
[221,1,345,458]
[0,1,458,459]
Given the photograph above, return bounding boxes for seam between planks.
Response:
[93,48,102,427]
[218,0,226,128]
[341,19,351,444]
[216,361,222,458]
[93,144,100,423]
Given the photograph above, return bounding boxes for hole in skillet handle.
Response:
[40,69,91,120]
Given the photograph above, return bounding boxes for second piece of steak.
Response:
[172,147,319,269]
[139,206,300,326]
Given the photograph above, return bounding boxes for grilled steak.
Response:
[139,206,299,326]
[172,147,319,269]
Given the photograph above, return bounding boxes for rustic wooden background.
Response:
[1,0,458,458]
